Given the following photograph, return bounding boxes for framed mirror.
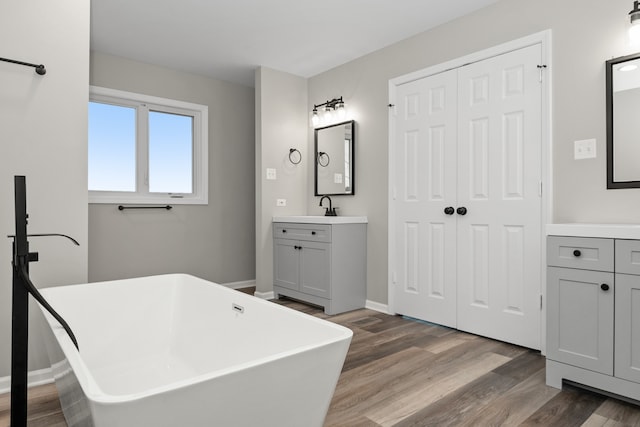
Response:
[607,53,640,188]
[314,120,355,196]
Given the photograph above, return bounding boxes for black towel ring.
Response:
[289,148,302,164]
[317,151,330,167]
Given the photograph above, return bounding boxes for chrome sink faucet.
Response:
[319,195,337,216]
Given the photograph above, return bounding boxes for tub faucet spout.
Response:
[319,196,337,216]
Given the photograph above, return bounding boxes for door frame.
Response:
[387,30,552,354]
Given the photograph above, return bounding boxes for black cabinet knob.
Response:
[601,283,610,291]
[311,231,316,235]
[573,249,581,257]
[282,229,287,233]
[456,207,468,216]
[444,207,455,215]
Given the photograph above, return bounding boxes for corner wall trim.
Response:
[0,367,53,394]
[254,291,275,300]
[366,300,390,314]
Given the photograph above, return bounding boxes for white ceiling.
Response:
[90,0,499,87]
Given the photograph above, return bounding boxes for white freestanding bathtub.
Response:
[38,274,352,427]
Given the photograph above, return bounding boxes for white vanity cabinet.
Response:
[272,217,367,315]
[546,225,640,402]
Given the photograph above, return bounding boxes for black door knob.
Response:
[444,207,455,215]
[601,283,610,291]
[456,207,468,216]
[573,250,581,257]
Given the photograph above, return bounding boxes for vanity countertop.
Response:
[273,215,368,224]
[546,223,640,239]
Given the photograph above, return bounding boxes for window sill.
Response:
[89,194,207,205]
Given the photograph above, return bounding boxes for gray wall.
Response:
[303,0,638,304]
[89,53,255,285]
[0,1,89,377]
[255,67,308,294]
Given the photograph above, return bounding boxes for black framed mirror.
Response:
[314,120,355,196]
[607,52,640,189]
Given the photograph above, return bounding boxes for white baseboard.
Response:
[226,285,387,314]
[366,300,390,314]
[222,279,256,290]
[0,367,54,394]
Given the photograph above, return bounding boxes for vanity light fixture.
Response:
[311,96,346,127]
[629,1,640,44]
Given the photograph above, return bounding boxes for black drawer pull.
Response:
[311,231,316,235]
[601,283,610,291]
[573,249,581,257]
[282,229,287,233]
[444,207,455,215]
[456,207,467,216]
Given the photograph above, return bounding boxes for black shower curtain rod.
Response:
[0,57,46,75]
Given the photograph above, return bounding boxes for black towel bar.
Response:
[0,57,46,75]
[118,205,173,211]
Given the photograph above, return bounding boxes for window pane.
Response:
[149,111,193,194]
[88,102,136,192]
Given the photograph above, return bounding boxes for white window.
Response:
[88,86,208,204]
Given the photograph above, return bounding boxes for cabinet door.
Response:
[615,273,640,382]
[274,239,299,291]
[547,267,614,374]
[299,241,331,298]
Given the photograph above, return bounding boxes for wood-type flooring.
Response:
[1,289,639,426]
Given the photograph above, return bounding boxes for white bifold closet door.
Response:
[393,43,542,349]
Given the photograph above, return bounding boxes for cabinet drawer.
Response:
[615,240,640,275]
[547,236,613,272]
[273,223,331,243]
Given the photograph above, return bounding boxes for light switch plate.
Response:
[574,139,596,160]
[266,168,277,180]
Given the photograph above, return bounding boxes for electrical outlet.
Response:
[266,168,277,180]
[276,199,286,207]
[574,139,596,160]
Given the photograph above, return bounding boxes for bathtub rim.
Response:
[39,273,353,405]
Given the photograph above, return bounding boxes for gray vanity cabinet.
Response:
[274,236,331,299]
[273,221,366,315]
[546,235,640,401]
[546,236,614,375]
[615,239,640,383]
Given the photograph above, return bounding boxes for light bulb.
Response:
[335,103,346,120]
[324,106,334,123]
[311,111,320,127]
[630,22,640,45]
[630,1,640,45]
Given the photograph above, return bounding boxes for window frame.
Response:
[88,86,208,205]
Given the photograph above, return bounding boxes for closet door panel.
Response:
[456,43,542,349]
[393,70,458,328]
